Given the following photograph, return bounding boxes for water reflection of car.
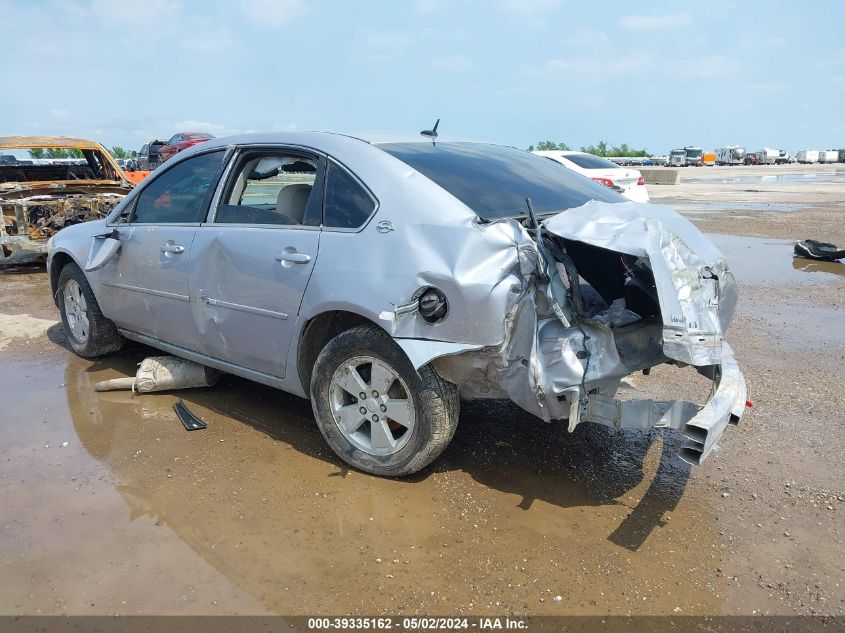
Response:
[533,150,650,202]
[158,132,215,163]
[47,132,747,477]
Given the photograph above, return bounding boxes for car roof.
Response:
[174,131,513,159]
[0,135,109,151]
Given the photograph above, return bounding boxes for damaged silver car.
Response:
[1,136,132,265]
[47,132,748,476]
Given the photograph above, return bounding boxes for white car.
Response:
[533,150,650,203]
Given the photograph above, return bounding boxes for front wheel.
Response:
[310,325,459,477]
[57,262,124,358]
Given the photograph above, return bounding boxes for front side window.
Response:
[323,161,376,229]
[216,152,321,226]
[378,142,621,221]
[132,150,224,224]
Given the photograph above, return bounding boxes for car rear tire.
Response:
[57,262,124,358]
[310,324,459,477]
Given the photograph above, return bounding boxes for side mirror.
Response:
[84,229,122,272]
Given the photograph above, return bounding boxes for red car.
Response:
[158,132,215,162]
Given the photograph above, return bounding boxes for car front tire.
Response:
[310,325,459,477]
[57,262,124,358]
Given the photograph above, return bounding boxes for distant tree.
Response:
[581,140,651,157]
[530,139,651,157]
[28,148,46,159]
[41,148,83,159]
[580,140,609,156]
[531,140,571,151]
[111,146,129,158]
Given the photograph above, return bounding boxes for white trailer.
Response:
[715,146,746,165]
[754,148,779,165]
[819,150,839,163]
[668,148,686,167]
[796,150,819,164]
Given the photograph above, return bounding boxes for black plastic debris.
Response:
[174,400,207,431]
[794,240,845,262]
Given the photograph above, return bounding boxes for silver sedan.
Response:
[47,132,747,476]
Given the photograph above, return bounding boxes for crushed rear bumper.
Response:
[582,343,747,464]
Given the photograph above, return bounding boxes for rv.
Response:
[684,146,703,166]
[754,148,780,165]
[668,148,687,167]
[776,150,791,164]
[796,150,819,164]
[715,146,746,165]
[838,149,845,163]
[819,150,839,164]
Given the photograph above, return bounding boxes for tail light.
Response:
[637,175,645,186]
[591,177,615,188]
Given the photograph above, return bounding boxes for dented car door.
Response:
[98,150,226,351]
[188,149,324,377]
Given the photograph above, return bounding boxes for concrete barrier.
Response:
[639,168,679,185]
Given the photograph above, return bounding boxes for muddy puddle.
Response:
[685,170,845,185]
[669,201,807,214]
[708,233,845,285]
[0,341,730,615]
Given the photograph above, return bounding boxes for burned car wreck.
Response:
[46,133,747,476]
[1,136,132,265]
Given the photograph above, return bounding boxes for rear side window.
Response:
[378,142,622,221]
[132,150,224,224]
[323,161,375,229]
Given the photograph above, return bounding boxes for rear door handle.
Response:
[161,241,185,254]
[275,252,311,264]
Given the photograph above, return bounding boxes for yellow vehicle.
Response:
[0,136,133,264]
[702,152,717,166]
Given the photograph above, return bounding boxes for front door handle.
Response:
[275,252,311,264]
[161,241,185,254]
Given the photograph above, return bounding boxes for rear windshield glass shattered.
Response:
[378,142,622,220]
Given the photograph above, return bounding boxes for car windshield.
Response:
[686,149,703,158]
[561,153,620,170]
[377,142,622,221]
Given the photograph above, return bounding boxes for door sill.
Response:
[118,329,286,390]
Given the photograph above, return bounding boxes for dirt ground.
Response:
[0,163,842,617]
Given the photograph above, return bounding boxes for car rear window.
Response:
[377,142,621,220]
[561,153,620,170]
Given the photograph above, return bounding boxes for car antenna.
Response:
[420,118,440,145]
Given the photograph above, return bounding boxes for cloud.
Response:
[173,120,227,134]
[414,0,440,14]
[618,12,691,31]
[670,55,739,78]
[241,0,307,27]
[354,27,410,61]
[546,54,651,76]
[498,0,563,14]
[50,109,70,119]
[87,0,180,27]
[429,54,474,73]
[748,81,788,93]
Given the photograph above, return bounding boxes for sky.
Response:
[2,0,844,155]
